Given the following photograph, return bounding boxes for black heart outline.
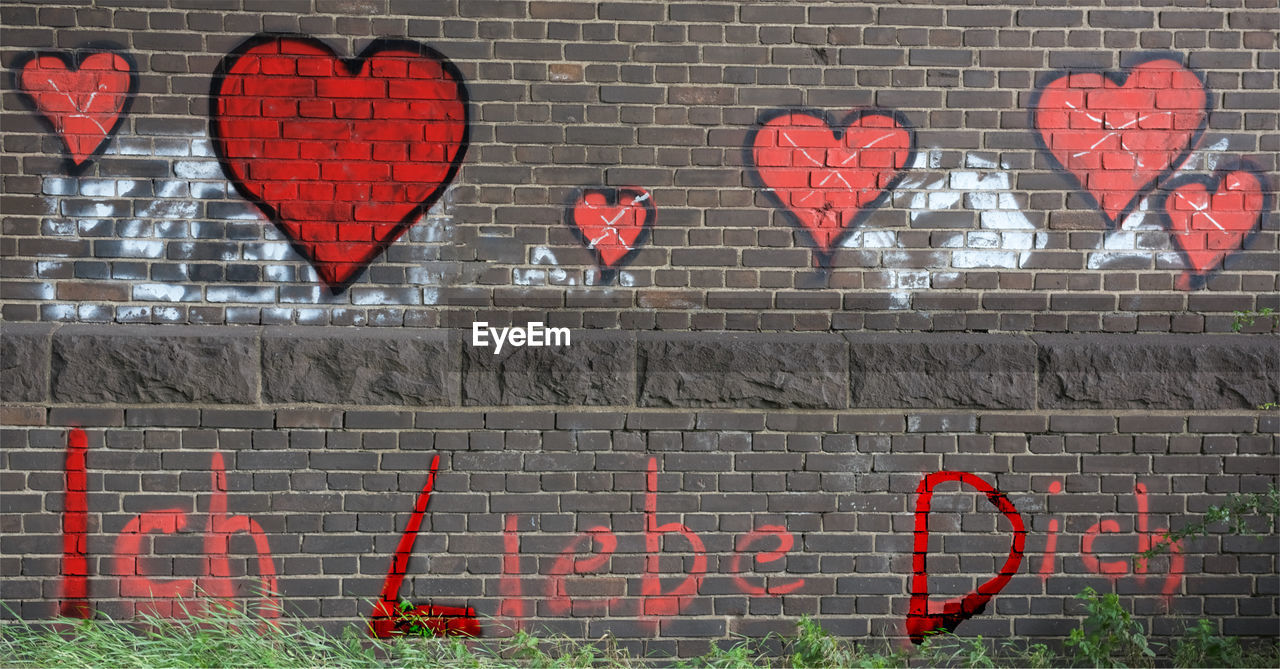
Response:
[743,107,916,267]
[564,186,657,285]
[209,33,471,294]
[1028,52,1210,229]
[11,43,139,175]
[1153,158,1272,290]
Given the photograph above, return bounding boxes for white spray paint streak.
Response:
[837,149,1049,302]
[40,127,459,303]
[1088,138,1232,270]
[512,268,547,286]
[1174,137,1228,174]
[530,245,571,284]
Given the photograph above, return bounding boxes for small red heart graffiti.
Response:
[748,110,913,261]
[907,471,1026,644]
[17,51,135,167]
[1033,58,1207,226]
[1162,169,1268,287]
[211,35,468,290]
[569,187,655,271]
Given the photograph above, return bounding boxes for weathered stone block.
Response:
[1,323,51,403]
[462,331,634,405]
[638,332,848,408]
[1037,334,1279,409]
[262,327,457,405]
[848,333,1036,409]
[51,325,258,404]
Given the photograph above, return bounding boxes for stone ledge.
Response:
[848,333,1037,409]
[8,325,1276,410]
[1,323,53,403]
[50,325,259,404]
[1036,334,1279,410]
[462,330,635,406]
[261,327,458,406]
[637,332,851,409]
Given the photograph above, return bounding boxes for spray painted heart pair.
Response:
[213,35,656,286]
[1031,57,1269,286]
[17,37,473,291]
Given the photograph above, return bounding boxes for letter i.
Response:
[1038,480,1062,579]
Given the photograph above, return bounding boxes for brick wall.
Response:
[1,0,1277,655]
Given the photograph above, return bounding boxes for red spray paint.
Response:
[498,513,526,628]
[62,430,279,619]
[1038,481,1062,579]
[211,34,469,290]
[907,471,1026,644]
[16,51,135,167]
[546,526,620,616]
[746,109,915,264]
[729,525,804,596]
[641,457,707,617]
[368,455,479,637]
[500,457,794,625]
[1078,483,1184,597]
[112,452,279,619]
[60,428,90,618]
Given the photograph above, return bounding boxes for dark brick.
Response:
[125,408,200,427]
[1018,9,1083,27]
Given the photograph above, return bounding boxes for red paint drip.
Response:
[906,471,1026,644]
[368,455,479,638]
[60,428,90,618]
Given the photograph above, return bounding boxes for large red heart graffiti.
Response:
[907,471,1026,644]
[16,51,135,168]
[1161,168,1268,289]
[568,187,655,273]
[211,35,468,290]
[1033,58,1207,226]
[748,110,914,262]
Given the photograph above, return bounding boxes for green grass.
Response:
[0,600,638,669]
[3,604,1278,669]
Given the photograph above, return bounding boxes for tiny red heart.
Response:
[1033,58,1207,226]
[748,110,913,261]
[211,35,468,289]
[17,51,134,167]
[569,187,655,270]
[1162,169,1267,286]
